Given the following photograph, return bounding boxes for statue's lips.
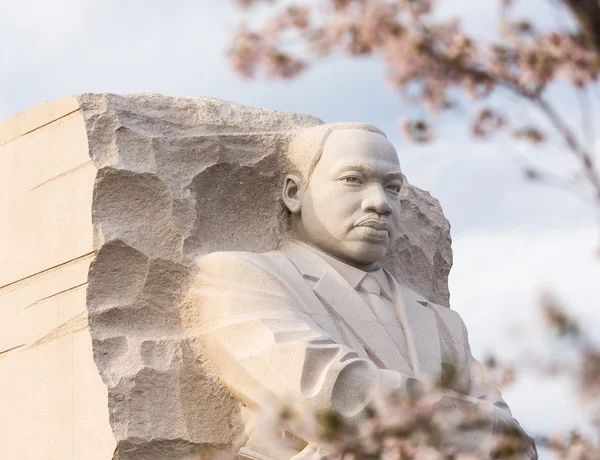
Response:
[353,217,391,232]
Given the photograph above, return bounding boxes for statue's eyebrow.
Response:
[384,172,404,182]
[333,164,374,176]
[333,164,404,181]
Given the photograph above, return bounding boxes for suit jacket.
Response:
[189,242,518,459]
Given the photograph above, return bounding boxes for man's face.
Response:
[296,129,403,268]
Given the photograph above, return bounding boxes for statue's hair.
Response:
[285,122,387,183]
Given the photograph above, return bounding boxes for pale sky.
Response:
[2,0,599,452]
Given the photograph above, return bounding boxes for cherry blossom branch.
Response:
[228,0,600,206]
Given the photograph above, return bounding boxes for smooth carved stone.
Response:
[78,93,454,458]
[179,124,533,459]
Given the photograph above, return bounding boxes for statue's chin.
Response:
[334,242,389,270]
[295,235,389,269]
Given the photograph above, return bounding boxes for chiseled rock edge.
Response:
[79,93,453,459]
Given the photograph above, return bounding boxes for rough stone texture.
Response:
[78,93,453,458]
[385,185,453,309]
[0,93,452,459]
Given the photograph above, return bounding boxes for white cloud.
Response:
[399,135,598,237]
[451,226,600,351]
[450,226,600,437]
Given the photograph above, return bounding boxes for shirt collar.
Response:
[292,241,393,298]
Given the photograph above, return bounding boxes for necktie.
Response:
[359,274,413,371]
[358,275,399,325]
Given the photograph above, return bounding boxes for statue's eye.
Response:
[340,176,363,185]
[386,183,402,194]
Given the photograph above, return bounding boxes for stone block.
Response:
[0,107,94,287]
[1,93,453,459]
[0,332,114,460]
[0,99,115,459]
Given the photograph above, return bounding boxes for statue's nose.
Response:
[361,184,392,214]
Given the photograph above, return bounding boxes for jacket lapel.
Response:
[391,276,443,382]
[266,249,348,346]
[281,243,413,374]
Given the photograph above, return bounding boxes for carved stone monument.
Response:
[0,94,530,460]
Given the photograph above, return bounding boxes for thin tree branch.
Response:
[420,36,600,204]
[577,85,595,152]
[535,96,600,202]
[511,162,585,202]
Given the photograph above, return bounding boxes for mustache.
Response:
[353,213,391,229]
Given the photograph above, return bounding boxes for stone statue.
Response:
[1,94,534,459]
[187,122,536,459]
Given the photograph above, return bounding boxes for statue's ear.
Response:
[282,174,302,214]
